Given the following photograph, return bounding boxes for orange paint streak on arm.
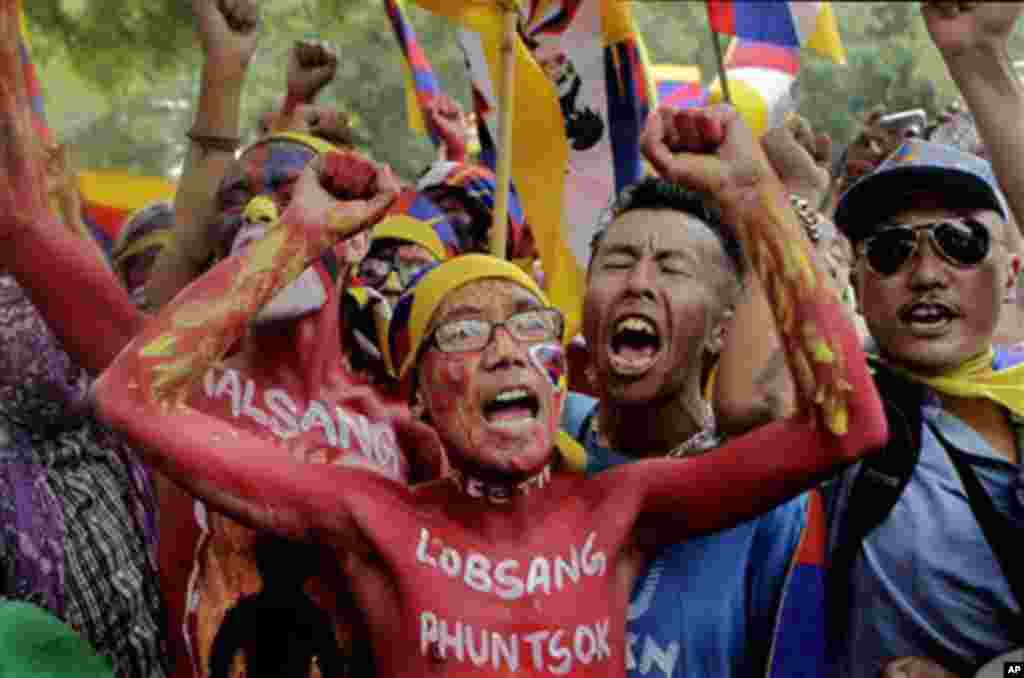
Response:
[723,174,881,442]
[93,368,386,547]
[109,215,311,410]
[92,203,384,545]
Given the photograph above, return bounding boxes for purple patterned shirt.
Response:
[0,273,165,677]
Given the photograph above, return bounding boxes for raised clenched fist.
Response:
[922,1,1024,58]
[286,39,339,103]
[427,94,468,162]
[641,104,764,203]
[192,0,260,80]
[284,152,399,249]
[762,116,831,206]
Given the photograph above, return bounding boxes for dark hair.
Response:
[591,176,746,282]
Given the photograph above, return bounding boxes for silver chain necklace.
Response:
[594,399,719,458]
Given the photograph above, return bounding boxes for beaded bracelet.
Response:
[789,194,822,243]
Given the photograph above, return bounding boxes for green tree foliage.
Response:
[23,1,1024,181]
[28,0,469,180]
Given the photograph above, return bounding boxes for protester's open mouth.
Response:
[483,387,540,429]
[900,302,958,332]
[609,315,662,376]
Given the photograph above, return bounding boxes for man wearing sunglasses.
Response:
[831,137,1024,678]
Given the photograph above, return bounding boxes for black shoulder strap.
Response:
[928,422,1024,644]
[828,363,925,648]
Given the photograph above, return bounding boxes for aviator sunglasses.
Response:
[858,218,995,277]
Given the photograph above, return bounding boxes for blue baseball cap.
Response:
[835,139,1009,243]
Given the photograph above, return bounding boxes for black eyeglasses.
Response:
[431,308,564,354]
[358,250,435,289]
[858,218,994,276]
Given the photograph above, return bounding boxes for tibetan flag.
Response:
[766,489,828,678]
[651,64,708,110]
[16,1,50,145]
[707,1,845,65]
[413,0,577,336]
[424,0,653,339]
[384,0,442,146]
[78,170,177,254]
[709,38,800,137]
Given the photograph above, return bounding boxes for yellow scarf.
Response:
[883,347,1024,418]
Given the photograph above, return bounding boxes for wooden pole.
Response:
[711,30,732,104]
[490,1,516,259]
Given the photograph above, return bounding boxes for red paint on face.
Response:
[584,209,733,405]
[210,140,318,259]
[417,280,562,479]
[856,204,1017,375]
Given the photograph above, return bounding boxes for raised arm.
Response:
[715,124,832,435]
[924,1,1024,234]
[714,270,795,436]
[45,143,111,269]
[146,0,260,309]
[0,5,142,374]
[428,94,469,163]
[93,151,399,541]
[626,104,887,543]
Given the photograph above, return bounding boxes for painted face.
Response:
[855,201,1018,375]
[214,141,354,324]
[210,139,318,260]
[416,280,566,479]
[584,209,734,404]
[359,240,438,309]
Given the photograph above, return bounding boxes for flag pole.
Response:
[711,30,732,104]
[490,0,516,259]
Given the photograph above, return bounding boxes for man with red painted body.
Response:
[88,100,887,675]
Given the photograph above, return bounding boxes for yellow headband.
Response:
[371,215,448,262]
[259,131,338,156]
[386,254,550,381]
[383,254,585,470]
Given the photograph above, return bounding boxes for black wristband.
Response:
[186,129,241,153]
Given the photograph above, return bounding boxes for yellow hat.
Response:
[383,253,585,471]
[264,131,338,155]
[384,254,549,381]
[371,215,449,262]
